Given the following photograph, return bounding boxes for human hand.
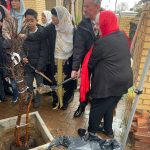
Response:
[19,34,27,40]
[5,77,10,82]
[71,70,80,79]
[22,57,29,64]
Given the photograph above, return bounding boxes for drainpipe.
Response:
[115,0,118,12]
[122,49,150,150]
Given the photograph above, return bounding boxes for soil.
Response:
[0,126,45,150]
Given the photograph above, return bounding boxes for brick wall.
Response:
[118,14,136,36]
[24,0,83,23]
[45,0,56,10]
[24,0,46,23]
[132,3,150,110]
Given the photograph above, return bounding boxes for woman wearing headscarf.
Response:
[78,11,133,139]
[50,6,75,110]
[41,10,52,27]
[2,0,26,39]
[2,0,26,103]
[25,6,76,110]
[41,10,52,87]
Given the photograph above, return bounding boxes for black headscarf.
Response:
[0,5,5,22]
[0,0,7,7]
[51,8,57,17]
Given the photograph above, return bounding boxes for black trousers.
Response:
[25,72,43,104]
[0,69,5,99]
[88,96,121,134]
[48,56,77,106]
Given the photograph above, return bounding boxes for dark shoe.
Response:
[61,103,68,110]
[0,97,7,102]
[52,102,59,110]
[73,106,85,118]
[78,128,98,141]
[84,132,98,141]
[11,96,18,104]
[33,102,40,108]
[68,94,74,104]
[97,127,114,138]
[78,128,86,137]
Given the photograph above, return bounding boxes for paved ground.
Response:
[0,92,91,138]
[0,91,128,149]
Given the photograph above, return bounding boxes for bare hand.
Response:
[5,77,10,82]
[19,34,27,40]
[23,57,29,64]
[71,70,80,79]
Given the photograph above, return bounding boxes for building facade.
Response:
[24,0,83,23]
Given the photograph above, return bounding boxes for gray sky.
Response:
[101,0,141,10]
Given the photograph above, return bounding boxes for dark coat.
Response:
[0,36,8,77]
[26,23,56,65]
[21,25,49,73]
[88,31,133,98]
[0,36,3,66]
[72,18,97,71]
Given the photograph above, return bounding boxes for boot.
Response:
[74,105,85,118]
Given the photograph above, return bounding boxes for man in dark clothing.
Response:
[0,37,5,102]
[71,0,101,117]
[21,9,48,108]
[0,5,6,102]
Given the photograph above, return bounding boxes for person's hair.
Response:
[25,9,38,19]
[10,0,20,8]
[0,0,7,7]
[93,0,101,5]
[51,8,57,17]
[10,0,20,2]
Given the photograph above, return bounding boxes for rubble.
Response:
[130,111,150,150]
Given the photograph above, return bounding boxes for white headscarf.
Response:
[42,10,52,27]
[54,6,73,60]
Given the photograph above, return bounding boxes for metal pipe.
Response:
[122,48,150,149]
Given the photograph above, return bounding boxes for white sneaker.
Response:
[12,97,18,104]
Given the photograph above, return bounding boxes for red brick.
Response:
[131,122,138,132]
[134,132,150,143]
[142,111,150,119]
[135,111,143,117]
[137,118,148,127]
[136,126,149,133]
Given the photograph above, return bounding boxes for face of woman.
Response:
[51,15,59,25]
[41,13,47,24]
[11,0,20,10]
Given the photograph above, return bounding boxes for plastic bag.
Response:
[47,135,122,150]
